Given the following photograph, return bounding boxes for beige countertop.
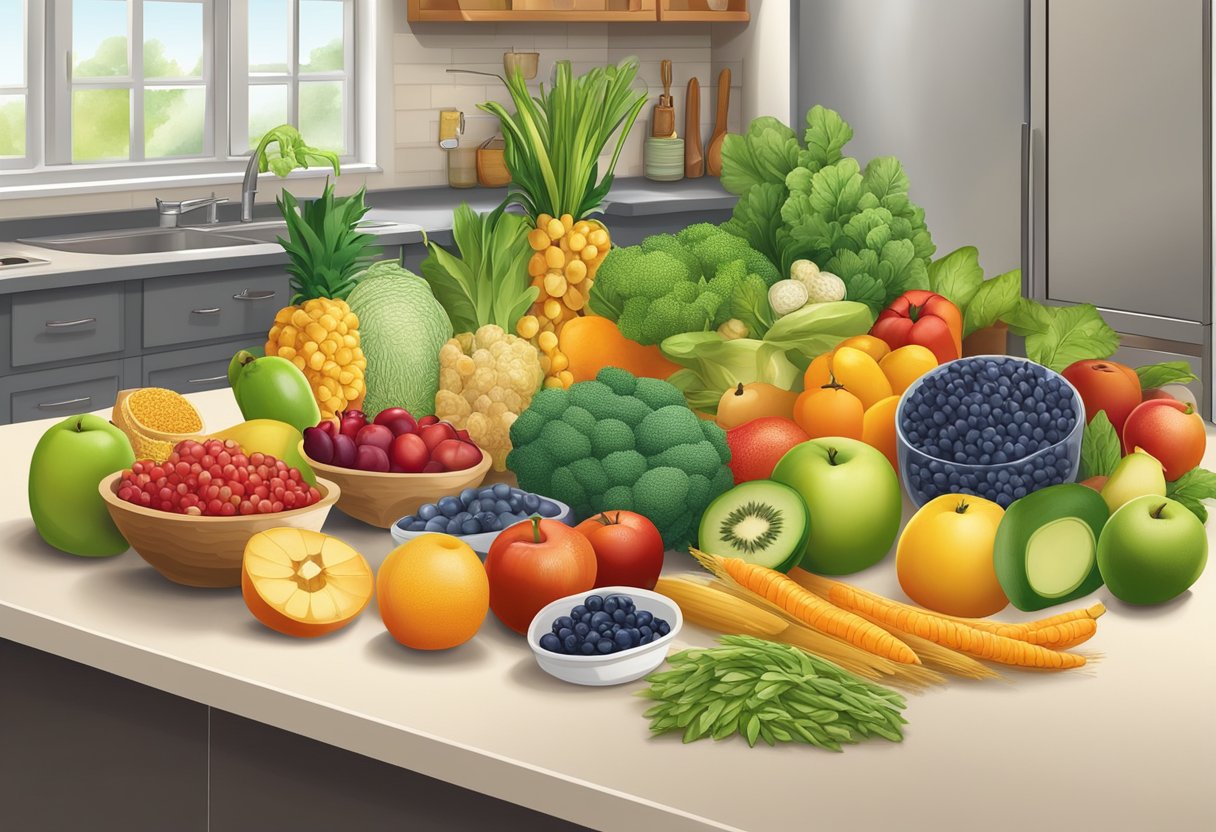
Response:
[2,389,1214,832]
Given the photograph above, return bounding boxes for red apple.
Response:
[432,439,483,471]
[574,511,665,590]
[1122,398,1206,480]
[422,460,445,473]
[1061,359,1142,434]
[338,409,366,440]
[331,434,357,468]
[354,444,390,472]
[726,417,811,483]
[418,415,440,427]
[355,423,394,453]
[389,433,429,473]
[374,408,417,436]
[419,422,458,452]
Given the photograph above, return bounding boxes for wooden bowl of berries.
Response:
[99,437,340,588]
[298,408,492,529]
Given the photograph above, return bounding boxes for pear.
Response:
[1100,450,1166,514]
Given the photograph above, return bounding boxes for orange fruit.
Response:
[241,528,374,638]
[862,395,902,473]
[836,334,891,363]
[793,383,864,440]
[879,344,938,395]
[377,534,489,650]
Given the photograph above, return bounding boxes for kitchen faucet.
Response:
[155,194,228,228]
[240,152,261,222]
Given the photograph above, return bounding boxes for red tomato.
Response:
[1061,359,1142,434]
[1122,399,1206,480]
[574,511,665,590]
[484,517,597,634]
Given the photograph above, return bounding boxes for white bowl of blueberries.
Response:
[391,483,572,555]
[527,588,683,687]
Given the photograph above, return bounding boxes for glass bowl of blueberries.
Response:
[390,483,572,556]
[895,355,1085,509]
[527,588,683,686]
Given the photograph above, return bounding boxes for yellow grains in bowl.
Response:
[126,388,203,434]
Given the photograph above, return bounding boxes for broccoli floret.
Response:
[507,369,734,549]
[676,223,721,247]
[641,233,704,279]
[688,227,783,287]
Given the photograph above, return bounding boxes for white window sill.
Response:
[0,162,383,199]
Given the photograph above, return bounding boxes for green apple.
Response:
[29,414,135,557]
[228,350,321,433]
[1100,450,1166,514]
[1097,495,1207,605]
[770,437,901,575]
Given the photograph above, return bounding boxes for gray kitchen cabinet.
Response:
[1043,0,1207,323]
[0,358,139,425]
[10,283,126,367]
[142,268,289,349]
[142,339,256,394]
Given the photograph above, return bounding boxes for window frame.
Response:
[0,0,366,191]
[0,0,43,170]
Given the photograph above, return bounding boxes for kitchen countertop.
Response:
[0,178,736,295]
[3,389,1213,832]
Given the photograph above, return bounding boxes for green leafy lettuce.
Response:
[925,246,1023,337]
[1078,411,1121,481]
[418,203,537,334]
[661,301,875,413]
[720,106,936,315]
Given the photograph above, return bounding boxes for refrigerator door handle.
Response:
[1020,121,1031,296]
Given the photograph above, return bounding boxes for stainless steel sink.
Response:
[200,219,397,244]
[19,228,263,256]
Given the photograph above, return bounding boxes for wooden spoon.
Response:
[705,68,731,177]
[652,59,675,138]
[685,78,703,178]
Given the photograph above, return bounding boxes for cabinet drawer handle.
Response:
[45,317,96,328]
[38,396,92,409]
[186,375,227,384]
[191,307,221,315]
[234,289,276,301]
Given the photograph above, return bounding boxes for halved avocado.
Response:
[697,480,809,573]
[992,483,1109,611]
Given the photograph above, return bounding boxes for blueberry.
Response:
[563,634,578,652]
[639,625,653,639]
[586,595,604,612]
[407,520,426,532]
[580,641,596,655]
[539,633,562,653]
[494,500,513,514]
[467,500,482,514]
[418,503,438,521]
[584,629,600,644]
[446,518,464,533]
[460,488,479,506]
[479,487,496,500]
[590,611,612,629]
[537,499,562,517]
[523,493,540,512]
[613,595,634,611]
[597,639,615,655]
[508,495,523,511]
[497,512,519,527]
[571,604,588,619]
[555,616,573,631]
[461,519,480,535]
[657,620,671,636]
[424,517,448,532]
[603,597,619,615]
[493,483,511,499]
[476,512,501,531]
[614,630,634,649]
[574,622,590,637]
[636,610,653,627]
[557,627,573,641]
[438,496,462,517]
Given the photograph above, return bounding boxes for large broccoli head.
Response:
[507,368,734,550]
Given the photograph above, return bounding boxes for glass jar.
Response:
[447,148,478,189]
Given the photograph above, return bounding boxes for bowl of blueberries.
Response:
[896,355,1085,509]
[527,589,683,686]
[390,483,572,555]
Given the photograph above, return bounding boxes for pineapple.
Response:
[479,59,646,388]
[264,184,378,421]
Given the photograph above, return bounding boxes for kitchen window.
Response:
[1,0,365,189]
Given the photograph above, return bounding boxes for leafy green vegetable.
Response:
[661,301,875,413]
[1001,296,1054,337]
[1023,303,1119,372]
[964,270,1022,337]
[720,106,936,316]
[1135,362,1199,390]
[1078,411,1121,481]
[254,124,340,178]
[730,274,775,339]
[418,203,538,334]
[1167,467,1216,523]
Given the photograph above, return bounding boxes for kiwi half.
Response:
[697,480,810,573]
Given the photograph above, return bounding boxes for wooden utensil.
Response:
[684,77,703,178]
[706,68,731,176]
[652,59,675,137]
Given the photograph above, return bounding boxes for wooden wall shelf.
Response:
[406,1,748,24]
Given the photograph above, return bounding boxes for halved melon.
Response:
[241,528,374,638]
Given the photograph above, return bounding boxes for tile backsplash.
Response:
[391,21,745,188]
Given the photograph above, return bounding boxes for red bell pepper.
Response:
[870,290,963,364]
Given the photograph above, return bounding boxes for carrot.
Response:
[820,581,1086,670]
[791,569,1102,651]
[690,549,920,665]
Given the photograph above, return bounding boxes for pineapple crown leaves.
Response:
[477,58,648,222]
[276,182,381,304]
[254,124,341,178]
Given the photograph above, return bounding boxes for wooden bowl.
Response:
[298,440,493,529]
[99,473,340,589]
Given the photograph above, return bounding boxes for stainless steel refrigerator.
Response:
[791,0,1211,413]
